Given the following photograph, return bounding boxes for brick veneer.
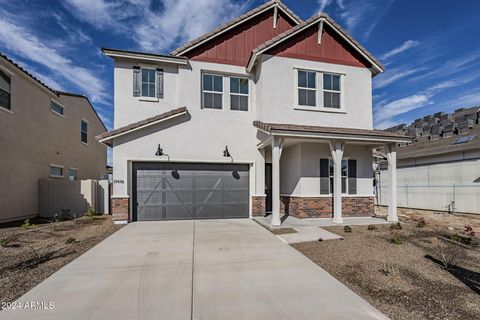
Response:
[111,197,129,222]
[251,196,266,216]
[280,196,374,218]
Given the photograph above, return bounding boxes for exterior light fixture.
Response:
[155,144,170,160]
[223,145,233,162]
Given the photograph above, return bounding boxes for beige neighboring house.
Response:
[0,53,108,223]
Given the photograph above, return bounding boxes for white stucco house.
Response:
[98,0,411,225]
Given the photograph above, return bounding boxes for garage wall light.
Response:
[223,145,233,162]
[155,144,170,160]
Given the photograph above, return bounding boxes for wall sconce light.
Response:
[223,145,233,162]
[155,144,170,160]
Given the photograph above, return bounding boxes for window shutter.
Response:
[320,159,329,195]
[348,159,357,194]
[133,66,141,97]
[156,68,164,99]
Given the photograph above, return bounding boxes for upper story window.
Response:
[230,77,248,111]
[323,73,341,109]
[133,66,164,99]
[51,100,64,116]
[81,119,88,144]
[202,74,223,109]
[0,69,11,110]
[68,168,78,181]
[297,70,316,107]
[141,68,156,98]
[49,165,63,178]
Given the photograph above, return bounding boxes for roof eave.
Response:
[102,48,189,65]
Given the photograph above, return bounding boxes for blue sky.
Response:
[0,0,479,131]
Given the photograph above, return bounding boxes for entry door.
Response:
[133,162,249,221]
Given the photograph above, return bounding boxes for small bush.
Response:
[367,225,377,231]
[463,225,475,237]
[65,237,76,244]
[416,217,426,228]
[449,233,473,246]
[430,237,465,270]
[21,219,36,230]
[344,225,352,233]
[390,233,403,245]
[0,238,10,247]
[390,222,402,230]
[85,208,96,219]
[380,262,397,276]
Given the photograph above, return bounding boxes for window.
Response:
[230,77,248,111]
[141,68,156,97]
[298,70,316,107]
[323,73,341,109]
[202,74,223,109]
[81,120,88,144]
[51,101,64,115]
[49,165,63,178]
[68,169,78,181]
[0,69,11,110]
[329,159,348,194]
[320,158,357,195]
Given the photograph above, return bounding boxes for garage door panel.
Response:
[133,163,249,221]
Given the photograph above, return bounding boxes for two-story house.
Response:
[98,0,411,225]
[0,53,108,223]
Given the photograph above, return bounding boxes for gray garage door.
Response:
[133,162,249,221]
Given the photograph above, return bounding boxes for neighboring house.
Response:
[377,107,480,214]
[0,53,108,223]
[98,0,411,225]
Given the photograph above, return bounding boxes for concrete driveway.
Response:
[2,219,387,320]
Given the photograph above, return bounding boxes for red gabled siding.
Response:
[266,24,372,69]
[186,10,296,66]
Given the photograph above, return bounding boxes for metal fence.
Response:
[377,184,480,214]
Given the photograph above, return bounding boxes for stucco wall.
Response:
[0,59,107,222]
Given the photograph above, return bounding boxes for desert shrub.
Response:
[416,217,426,228]
[0,238,10,247]
[390,222,402,230]
[85,208,96,219]
[367,225,377,231]
[463,225,475,237]
[21,219,36,230]
[65,237,76,244]
[449,233,473,246]
[380,262,397,276]
[430,237,465,270]
[390,233,403,245]
[24,247,43,268]
[344,225,352,233]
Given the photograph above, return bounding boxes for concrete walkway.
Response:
[255,215,390,229]
[2,219,387,320]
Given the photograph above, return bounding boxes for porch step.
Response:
[277,227,342,244]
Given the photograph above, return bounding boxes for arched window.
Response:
[0,69,11,110]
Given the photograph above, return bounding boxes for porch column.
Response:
[271,136,284,226]
[386,143,398,222]
[329,141,344,224]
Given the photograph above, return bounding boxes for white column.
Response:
[271,137,284,226]
[329,141,344,224]
[386,143,398,222]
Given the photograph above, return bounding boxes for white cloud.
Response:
[380,40,420,60]
[0,16,108,104]
[410,52,480,82]
[317,0,333,13]
[63,0,252,53]
[374,94,432,128]
[373,67,422,89]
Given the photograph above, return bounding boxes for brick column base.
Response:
[111,197,129,223]
[280,196,374,218]
[251,196,266,216]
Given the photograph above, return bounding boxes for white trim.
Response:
[270,131,412,143]
[281,194,374,198]
[127,158,254,165]
[0,106,13,115]
[98,111,188,144]
[317,20,323,44]
[140,67,157,98]
[111,195,130,199]
[102,50,189,65]
[139,97,159,102]
[294,106,346,114]
[201,72,224,110]
[50,99,66,117]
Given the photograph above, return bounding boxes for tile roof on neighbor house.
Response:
[170,0,302,56]
[96,107,189,145]
[247,13,384,74]
[254,121,412,142]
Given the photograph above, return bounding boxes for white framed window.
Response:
[297,70,316,107]
[230,77,248,111]
[81,119,88,144]
[0,68,11,110]
[329,159,348,194]
[141,68,156,98]
[202,73,223,109]
[49,165,64,178]
[68,168,78,181]
[320,158,357,195]
[51,100,64,116]
[323,73,341,109]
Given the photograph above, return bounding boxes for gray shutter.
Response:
[133,66,141,97]
[156,68,164,99]
[348,159,357,195]
[320,159,329,195]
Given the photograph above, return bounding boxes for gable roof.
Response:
[171,0,302,57]
[102,48,189,65]
[96,107,188,145]
[246,13,384,75]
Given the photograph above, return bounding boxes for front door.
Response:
[265,163,272,212]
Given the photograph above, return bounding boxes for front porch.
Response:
[253,121,412,226]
